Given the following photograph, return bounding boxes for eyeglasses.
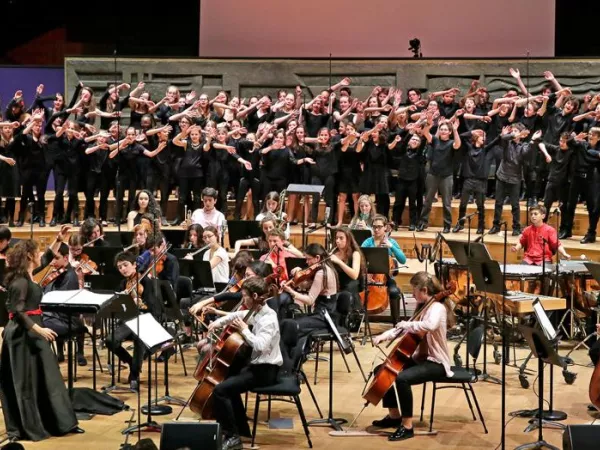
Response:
[373,225,385,230]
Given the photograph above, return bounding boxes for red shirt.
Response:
[519,223,558,265]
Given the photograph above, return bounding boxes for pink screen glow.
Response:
[199,0,555,58]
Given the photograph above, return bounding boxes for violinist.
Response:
[207,276,282,450]
[282,243,339,354]
[106,251,161,390]
[259,228,303,282]
[137,232,179,289]
[68,235,99,287]
[40,242,88,366]
[361,214,406,324]
[371,272,455,442]
[331,227,366,310]
[79,218,106,247]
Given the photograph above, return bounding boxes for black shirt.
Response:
[496,135,533,184]
[427,136,456,178]
[178,140,204,178]
[541,143,574,183]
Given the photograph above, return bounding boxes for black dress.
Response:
[0,276,78,441]
[0,137,19,197]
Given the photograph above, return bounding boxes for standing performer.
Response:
[371,272,455,442]
[0,240,84,441]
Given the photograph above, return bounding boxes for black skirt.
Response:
[0,161,19,198]
[0,316,78,441]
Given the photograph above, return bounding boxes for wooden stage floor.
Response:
[3,322,597,449]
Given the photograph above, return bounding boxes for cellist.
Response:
[206,276,282,450]
[360,214,406,324]
[371,272,455,442]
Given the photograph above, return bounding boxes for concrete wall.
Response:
[64,57,600,117]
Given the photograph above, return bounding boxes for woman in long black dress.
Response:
[0,122,20,226]
[357,123,391,218]
[0,239,83,442]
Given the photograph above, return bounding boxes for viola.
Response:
[279,264,320,294]
[362,281,457,407]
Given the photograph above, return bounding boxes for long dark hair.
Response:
[4,240,38,286]
[335,227,366,276]
[134,189,162,218]
[305,243,338,292]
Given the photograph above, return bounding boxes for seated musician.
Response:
[259,228,304,282]
[371,272,455,442]
[0,226,12,260]
[136,232,179,290]
[349,195,376,230]
[360,214,406,324]
[207,276,282,450]
[107,251,162,390]
[187,187,226,236]
[40,241,88,366]
[79,218,106,247]
[233,214,278,256]
[183,223,204,249]
[511,205,571,265]
[68,234,99,287]
[201,226,230,284]
[282,243,339,356]
[331,227,366,311]
[128,223,151,253]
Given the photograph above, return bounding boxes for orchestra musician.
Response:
[0,225,12,258]
[282,243,339,357]
[349,195,376,230]
[0,239,84,441]
[136,232,179,289]
[79,218,106,247]
[330,227,366,310]
[371,272,455,442]
[360,214,406,324]
[259,228,303,282]
[201,226,230,284]
[106,251,162,390]
[206,276,282,450]
[233,214,279,256]
[40,241,88,366]
[183,223,204,249]
[511,205,571,265]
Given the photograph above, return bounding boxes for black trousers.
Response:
[493,179,521,228]
[381,360,446,417]
[393,178,418,226]
[147,167,171,218]
[375,194,390,220]
[116,176,137,223]
[43,313,86,356]
[53,169,67,220]
[178,176,204,219]
[19,170,48,221]
[213,364,279,437]
[564,174,595,235]
[234,176,261,220]
[64,170,80,221]
[458,178,486,229]
[261,177,287,205]
[105,323,145,378]
[310,174,335,223]
[85,172,111,220]
[387,278,402,325]
[543,179,569,228]
[590,339,600,366]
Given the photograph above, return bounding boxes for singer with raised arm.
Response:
[361,214,406,324]
[370,272,455,442]
[511,205,571,265]
[0,239,84,441]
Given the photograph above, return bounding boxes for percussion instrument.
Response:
[486,291,565,316]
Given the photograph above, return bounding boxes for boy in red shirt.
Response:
[511,205,571,265]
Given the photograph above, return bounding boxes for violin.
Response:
[39,266,67,288]
[124,274,147,309]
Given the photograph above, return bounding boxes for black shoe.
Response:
[57,353,65,363]
[558,230,571,239]
[452,223,464,233]
[157,347,176,362]
[581,234,596,244]
[161,217,169,227]
[50,217,57,227]
[69,426,85,435]
[372,415,402,428]
[588,404,598,411]
[388,425,414,442]
[442,226,450,234]
[222,435,243,450]
[77,355,88,366]
[489,226,500,234]
[73,217,80,227]
[416,223,425,232]
[39,218,46,227]
[512,228,521,236]
[408,224,415,231]
[476,227,484,234]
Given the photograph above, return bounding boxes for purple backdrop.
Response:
[0,66,64,190]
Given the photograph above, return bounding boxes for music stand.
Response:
[162,229,186,249]
[122,313,175,435]
[351,229,371,246]
[178,259,215,293]
[359,248,391,345]
[515,324,567,450]
[226,220,263,249]
[286,184,324,248]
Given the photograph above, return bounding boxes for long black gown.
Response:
[0,275,78,441]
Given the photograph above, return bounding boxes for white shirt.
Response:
[212,304,283,366]
[203,246,230,284]
[191,208,226,235]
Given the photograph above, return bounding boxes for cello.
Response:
[362,282,456,406]
[359,231,397,315]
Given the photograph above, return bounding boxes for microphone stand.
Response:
[501,220,508,450]
[114,48,122,234]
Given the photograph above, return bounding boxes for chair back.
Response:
[176,276,193,301]
[467,325,485,362]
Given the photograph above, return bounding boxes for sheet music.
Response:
[125,313,173,349]
[41,289,115,307]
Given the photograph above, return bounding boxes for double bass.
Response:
[362,282,456,406]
